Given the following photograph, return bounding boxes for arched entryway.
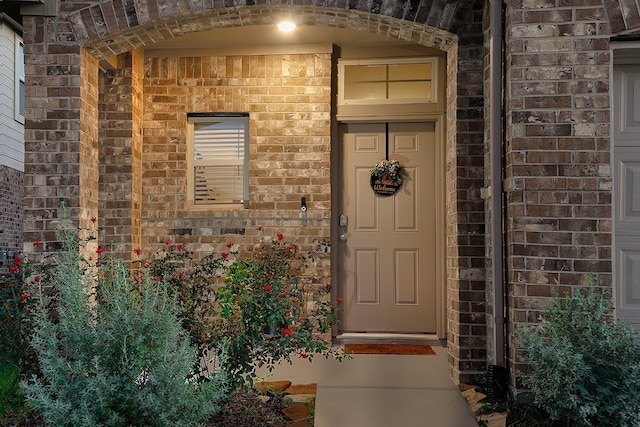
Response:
[22,1,486,384]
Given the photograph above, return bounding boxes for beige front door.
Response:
[337,122,438,333]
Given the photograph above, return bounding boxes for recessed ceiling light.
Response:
[277,20,297,32]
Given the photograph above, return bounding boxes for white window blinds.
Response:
[189,115,249,206]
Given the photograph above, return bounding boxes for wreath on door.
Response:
[370,159,407,196]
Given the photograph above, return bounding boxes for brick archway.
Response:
[68,2,471,59]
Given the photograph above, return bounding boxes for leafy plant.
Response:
[520,278,640,426]
[150,231,347,389]
[22,211,228,427]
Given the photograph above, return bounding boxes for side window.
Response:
[15,36,24,124]
[187,113,249,208]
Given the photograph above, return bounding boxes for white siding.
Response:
[0,21,24,172]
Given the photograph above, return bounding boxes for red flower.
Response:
[14,258,20,266]
[277,233,284,241]
[179,271,185,278]
[326,283,331,291]
[299,353,308,359]
[165,239,171,246]
[20,293,28,301]
[226,241,233,248]
[257,226,263,231]
[9,267,18,273]
[291,244,298,250]
[177,244,183,250]
[144,262,151,268]
[96,247,104,255]
[90,216,97,223]
[133,247,142,256]
[337,297,343,304]
[34,240,41,247]
[34,276,40,283]
[221,252,229,259]
[283,327,292,336]
[263,285,271,292]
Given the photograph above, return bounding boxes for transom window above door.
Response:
[338,57,438,105]
[186,113,249,209]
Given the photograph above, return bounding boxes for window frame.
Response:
[14,34,24,124]
[186,112,250,209]
[337,57,439,106]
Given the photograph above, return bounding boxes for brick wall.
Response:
[503,1,613,383]
[99,50,143,259]
[140,51,333,268]
[0,166,23,270]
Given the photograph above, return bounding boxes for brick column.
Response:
[99,50,143,260]
[22,14,99,251]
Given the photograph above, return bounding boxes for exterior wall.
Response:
[0,18,24,268]
[0,166,23,268]
[503,1,614,384]
[140,51,333,261]
[0,19,23,172]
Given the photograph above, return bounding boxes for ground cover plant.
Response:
[520,278,640,426]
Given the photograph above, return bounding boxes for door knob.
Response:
[339,234,348,242]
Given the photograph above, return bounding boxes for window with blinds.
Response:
[187,113,249,207]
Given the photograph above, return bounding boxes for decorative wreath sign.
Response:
[370,159,407,197]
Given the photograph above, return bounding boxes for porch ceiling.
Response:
[144,24,440,55]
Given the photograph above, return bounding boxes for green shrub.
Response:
[22,215,228,427]
[520,280,640,427]
[147,232,347,389]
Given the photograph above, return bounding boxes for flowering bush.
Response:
[145,231,346,389]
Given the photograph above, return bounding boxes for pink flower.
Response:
[133,247,142,256]
[96,247,104,255]
[277,233,284,241]
[283,327,292,336]
[264,285,271,292]
[226,241,233,248]
[90,216,97,223]
[337,297,343,304]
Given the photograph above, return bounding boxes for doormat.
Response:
[344,343,436,355]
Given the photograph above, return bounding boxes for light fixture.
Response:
[277,20,297,32]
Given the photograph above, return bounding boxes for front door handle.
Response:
[339,234,348,242]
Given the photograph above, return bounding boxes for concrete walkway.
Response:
[256,344,478,427]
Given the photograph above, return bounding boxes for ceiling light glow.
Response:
[277,20,297,32]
